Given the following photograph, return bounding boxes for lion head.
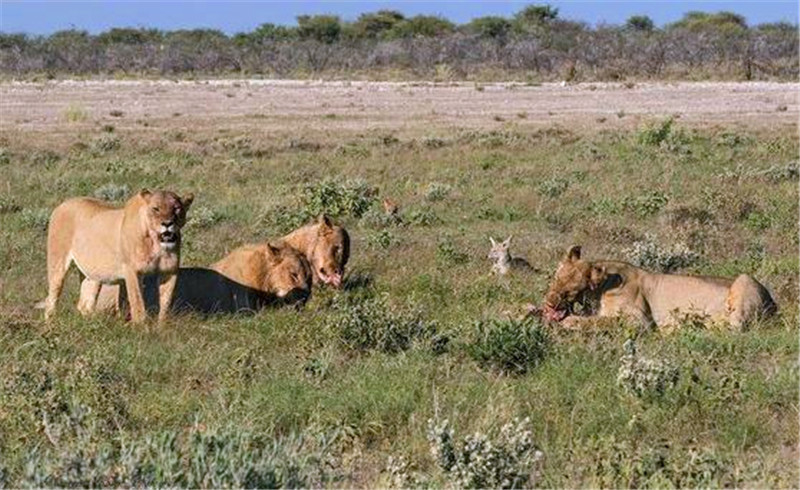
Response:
[262,242,313,305]
[139,189,194,250]
[543,245,606,321]
[311,215,350,288]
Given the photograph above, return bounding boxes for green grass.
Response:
[0,120,797,487]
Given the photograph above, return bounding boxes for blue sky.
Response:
[1,1,797,35]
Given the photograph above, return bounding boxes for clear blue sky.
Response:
[1,1,797,35]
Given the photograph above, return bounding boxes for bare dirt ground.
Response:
[1,81,797,146]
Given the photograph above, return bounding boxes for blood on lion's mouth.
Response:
[542,304,568,322]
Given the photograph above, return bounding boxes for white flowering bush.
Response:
[617,339,679,399]
[624,234,698,273]
[93,183,130,201]
[427,418,543,489]
[425,182,452,202]
[187,205,225,229]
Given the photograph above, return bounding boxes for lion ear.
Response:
[264,242,281,261]
[318,214,332,228]
[565,245,582,262]
[182,193,195,209]
[589,264,606,290]
[139,188,152,200]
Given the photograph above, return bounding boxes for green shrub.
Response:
[637,118,674,146]
[426,417,543,488]
[259,204,311,235]
[405,207,440,227]
[465,318,550,376]
[436,237,469,265]
[302,178,376,219]
[326,296,437,354]
[622,190,669,217]
[366,229,397,249]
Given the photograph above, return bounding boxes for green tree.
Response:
[387,15,455,38]
[97,28,163,45]
[465,16,513,40]
[296,15,342,43]
[626,15,655,32]
[351,10,405,39]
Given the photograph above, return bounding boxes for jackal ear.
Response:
[503,235,513,247]
[565,245,582,262]
[489,237,497,246]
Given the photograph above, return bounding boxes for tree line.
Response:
[0,6,796,80]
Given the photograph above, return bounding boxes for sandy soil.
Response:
[1,80,797,143]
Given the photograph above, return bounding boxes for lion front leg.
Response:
[123,267,147,324]
[157,273,178,323]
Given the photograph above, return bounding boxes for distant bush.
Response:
[326,296,438,354]
[622,190,669,217]
[436,236,469,265]
[405,206,440,227]
[2,8,795,81]
[302,178,376,219]
[624,233,699,272]
[424,182,452,202]
[465,318,550,376]
[94,183,130,201]
[427,417,544,488]
[19,208,50,230]
[637,118,674,146]
[536,176,570,198]
[366,229,397,249]
[90,134,122,154]
[187,205,226,229]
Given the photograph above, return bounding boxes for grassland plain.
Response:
[0,81,797,487]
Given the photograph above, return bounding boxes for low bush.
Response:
[427,417,543,488]
[465,318,550,376]
[424,182,452,202]
[617,339,679,399]
[326,296,438,354]
[623,233,699,272]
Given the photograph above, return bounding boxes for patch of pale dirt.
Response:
[0,80,797,146]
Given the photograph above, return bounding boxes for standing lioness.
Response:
[543,245,777,330]
[44,189,194,323]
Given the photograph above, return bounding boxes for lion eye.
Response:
[151,206,160,213]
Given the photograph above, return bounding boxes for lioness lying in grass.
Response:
[542,246,777,330]
[85,241,312,315]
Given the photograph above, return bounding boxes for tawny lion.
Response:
[281,215,350,288]
[43,189,193,323]
[543,245,777,330]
